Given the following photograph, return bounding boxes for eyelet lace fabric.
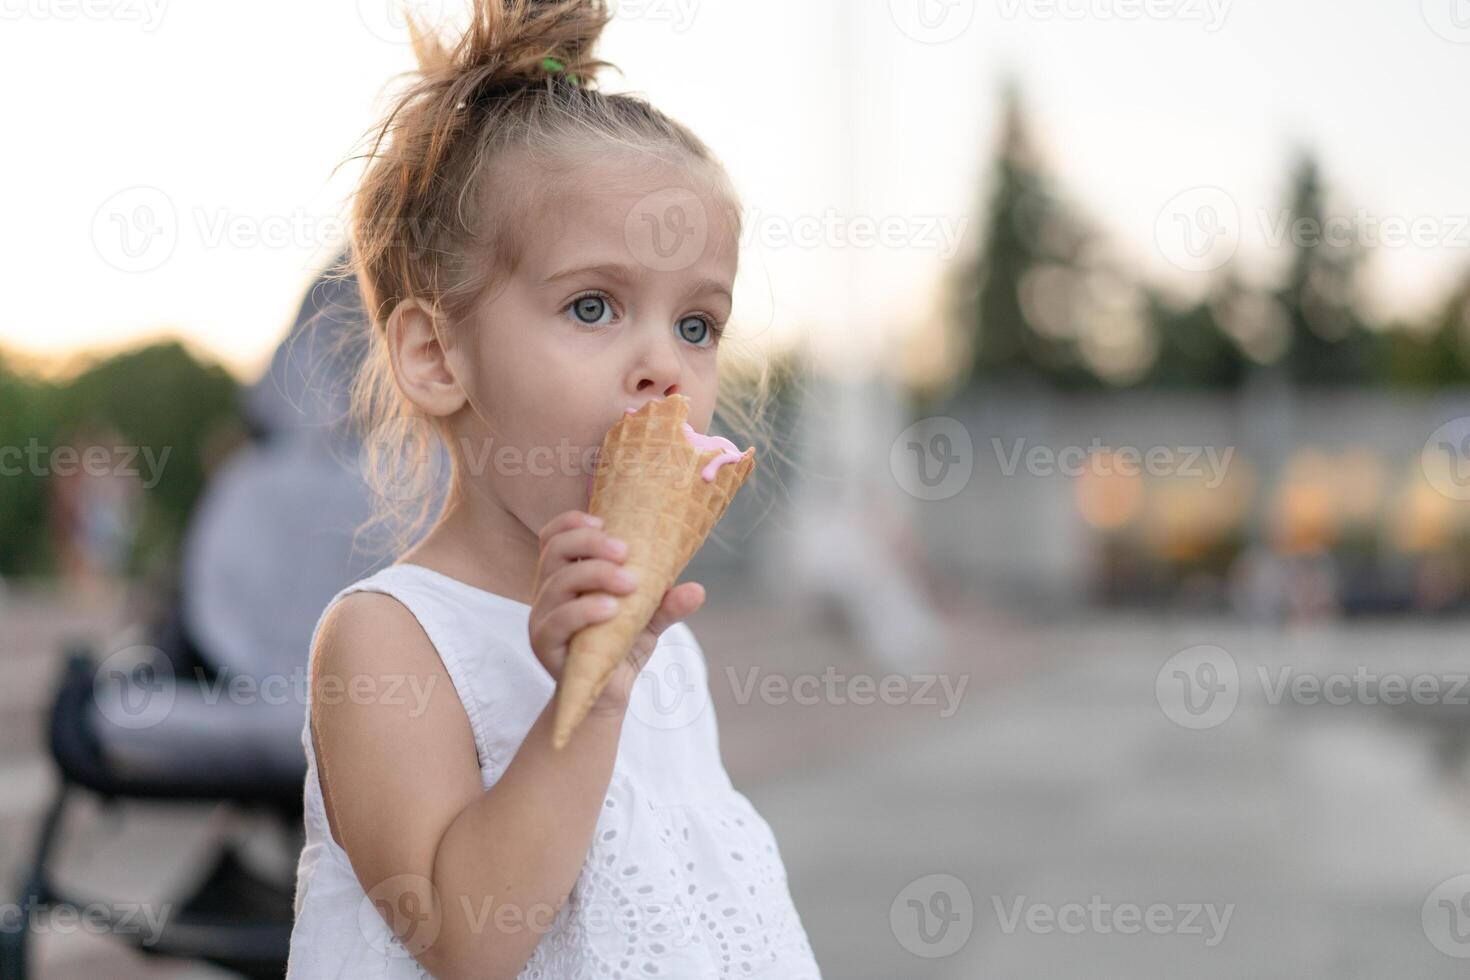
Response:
[516,771,821,979]
[288,564,822,979]
[374,773,820,979]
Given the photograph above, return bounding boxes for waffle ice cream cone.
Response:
[551,394,756,750]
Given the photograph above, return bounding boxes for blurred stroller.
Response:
[1,254,397,978]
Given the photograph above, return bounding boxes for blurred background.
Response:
[5,0,1470,976]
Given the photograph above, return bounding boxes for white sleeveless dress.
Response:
[286,562,822,979]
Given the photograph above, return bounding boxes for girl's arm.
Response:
[428,687,628,975]
[312,593,621,979]
[310,511,703,980]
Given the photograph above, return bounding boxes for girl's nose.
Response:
[635,374,680,397]
[630,340,682,398]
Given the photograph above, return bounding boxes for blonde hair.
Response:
[335,0,786,556]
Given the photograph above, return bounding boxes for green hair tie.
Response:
[540,56,580,85]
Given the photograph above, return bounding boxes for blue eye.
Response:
[568,293,614,326]
[678,314,716,347]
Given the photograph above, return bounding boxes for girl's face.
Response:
[447,159,739,534]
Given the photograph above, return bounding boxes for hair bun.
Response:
[409,0,615,94]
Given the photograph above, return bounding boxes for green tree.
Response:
[0,355,58,573]
[1273,153,1376,385]
[0,341,240,576]
[1141,290,1248,389]
[955,82,1097,389]
[1383,271,1470,387]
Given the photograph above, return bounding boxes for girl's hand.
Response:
[529,510,706,717]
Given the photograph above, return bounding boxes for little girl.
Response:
[286,1,821,977]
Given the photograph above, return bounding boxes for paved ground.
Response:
[5,582,1470,977]
[754,613,1470,979]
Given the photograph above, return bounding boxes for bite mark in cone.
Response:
[551,395,755,749]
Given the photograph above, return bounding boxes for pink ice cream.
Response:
[624,405,743,482]
[679,422,743,482]
[584,406,744,498]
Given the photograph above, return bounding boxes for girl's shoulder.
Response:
[326,561,530,618]
[310,562,536,682]
[308,562,549,780]
[311,562,530,655]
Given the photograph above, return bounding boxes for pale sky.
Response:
[3,0,1468,381]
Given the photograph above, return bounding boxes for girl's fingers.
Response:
[538,510,599,549]
[530,593,621,666]
[539,526,628,576]
[643,582,705,640]
[539,558,638,609]
[625,583,705,671]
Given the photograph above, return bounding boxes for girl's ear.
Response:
[385,298,468,418]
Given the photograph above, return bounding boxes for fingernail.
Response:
[597,595,618,613]
[615,568,639,589]
[586,515,604,527]
[608,537,628,556]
